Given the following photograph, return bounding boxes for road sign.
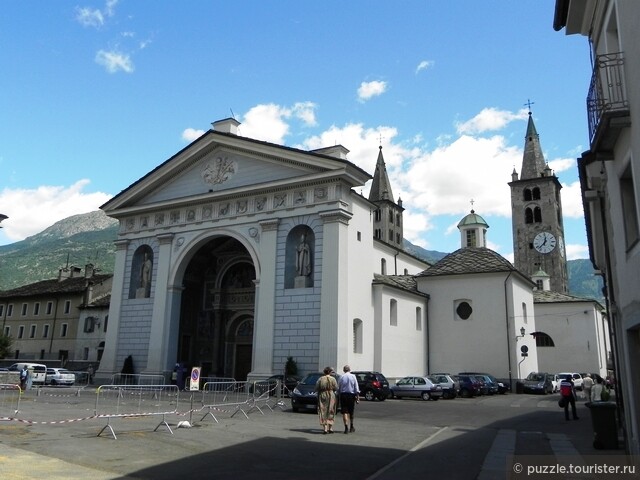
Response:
[189,367,201,391]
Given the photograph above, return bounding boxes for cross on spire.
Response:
[378,133,384,147]
[470,198,475,213]
[524,99,535,114]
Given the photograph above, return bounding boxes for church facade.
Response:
[99,118,429,381]
[98,115,609,387]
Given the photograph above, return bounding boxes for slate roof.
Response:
[416,247,517,277]
[534,289,603,308]
[82,294,111,308]
[0,274,113,299]
[372,274,429,297]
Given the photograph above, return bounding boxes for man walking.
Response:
[560,377,579,421]
[338,365,360,434]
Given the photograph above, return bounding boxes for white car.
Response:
[45,368,75,386]
[550,374,561,393]
[557,372,583,390]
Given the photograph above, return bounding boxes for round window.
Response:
[456,301,472,320]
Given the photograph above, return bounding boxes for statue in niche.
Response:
[296,234,312,277]
[136,252,152,298]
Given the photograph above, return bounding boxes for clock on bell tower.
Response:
[509,110,568,293]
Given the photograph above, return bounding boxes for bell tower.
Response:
[509,110,568,293]
[369,145,404,248]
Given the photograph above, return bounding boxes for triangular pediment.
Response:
[102,130,370,212]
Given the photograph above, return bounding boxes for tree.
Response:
[285,356,298,375]
[0,333,13,359]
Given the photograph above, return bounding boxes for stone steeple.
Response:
[520,112,548,180]
[369,146,404,248]
[369,146,395,202]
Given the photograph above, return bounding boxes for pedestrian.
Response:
[338,365,360,434]
[87,364,95,385]
[591,376,604,402]
[582,374,593,401]
[314,366,338,434]
[559,377,579,420]
[19,365,28,390]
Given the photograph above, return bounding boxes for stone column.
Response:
[249,219,279,378]
[146,233,175,373]
[97,239,129,377]
[318,208,352,369]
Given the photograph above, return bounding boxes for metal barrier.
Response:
[95,385,179,439]
[197,379,285,423]
[0,384,21,419]
[110,373,166,386]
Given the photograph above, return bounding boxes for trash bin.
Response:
[586,401,618,449]
[516,381,524,394]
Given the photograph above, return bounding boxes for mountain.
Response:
[0,211,605,305]
[0,211,118,291]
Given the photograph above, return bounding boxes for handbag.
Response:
[558,397,567,408]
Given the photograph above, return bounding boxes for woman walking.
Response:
[315,367,338,434]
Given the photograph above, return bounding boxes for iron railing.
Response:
[587,51,629,143]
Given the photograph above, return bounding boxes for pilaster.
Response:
[250,219,279,377]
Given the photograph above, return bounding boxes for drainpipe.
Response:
[425,296,430,374]
[504,271,514,390]
[48,298,59,357]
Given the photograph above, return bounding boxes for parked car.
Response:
[352,371,390,401]
[459,372,502,395]
[429,373,459,399]
[9,362,48,385]
[45,368,76,386]
[549,374,561,393]
[291,372,340,412]
[522,372,553,394]
[454,374,482,398]
[557,372,584,390]
[389,376,443,401]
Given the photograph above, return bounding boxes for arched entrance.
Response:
[177,236,256,380]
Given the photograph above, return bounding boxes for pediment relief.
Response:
[139,148,325,205]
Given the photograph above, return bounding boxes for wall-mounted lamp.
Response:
[516,326,526,340]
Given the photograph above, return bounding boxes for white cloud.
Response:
[239,102,318,143]
[292,102,318,126]
[182,128,206,142]
[549,157,575,174]
[95,50,134,73]
[0,180,112,242]
[357,80,387,102]
[560,180,585,218]
[566,242,589,260]
[415,60,434,74]
[75,0,118,28]
[456,107,527,135]
[76,7,105,28]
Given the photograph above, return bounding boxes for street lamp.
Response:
[516,326,526,340]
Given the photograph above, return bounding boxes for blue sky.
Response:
[0,1,593,261]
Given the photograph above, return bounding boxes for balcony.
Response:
[587,52,631,154]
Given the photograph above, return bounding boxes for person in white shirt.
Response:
[337,365,360,434]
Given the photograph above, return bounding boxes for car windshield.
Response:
[526,373,546,381]
[300,373,322,385]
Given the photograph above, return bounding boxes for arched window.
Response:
[381,258,387,275]
[524,188,532,201]
[532,187,541,200]
[415,307,422,331]
[353,319,363,353]
[534,332,555,347]
[390,299,397,326]
[525,208,534,224]
[534,207,542,223]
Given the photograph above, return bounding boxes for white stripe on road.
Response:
[366,426,448,480]
[477,429,516,480]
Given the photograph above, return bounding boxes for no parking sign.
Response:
[190,367,201,391]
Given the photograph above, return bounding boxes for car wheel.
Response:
[461,388,471,398]
[51,380,57,386]
[292,406,299,412]
[364,390,375,401]
[421,391,430,401]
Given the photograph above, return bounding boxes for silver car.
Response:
[390,376,443,401]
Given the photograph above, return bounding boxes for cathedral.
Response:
[98,115,610,387]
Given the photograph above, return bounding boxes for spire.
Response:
[520,111,548,180]
[368,146,395,202]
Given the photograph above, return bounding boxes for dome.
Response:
[457,210,489,228]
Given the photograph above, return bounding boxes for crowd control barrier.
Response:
[110,373,165,387]
[95,384,179,439]
[0,384,21,419]
[197,379,285,423]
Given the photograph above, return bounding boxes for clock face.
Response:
[533,231,557,254]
